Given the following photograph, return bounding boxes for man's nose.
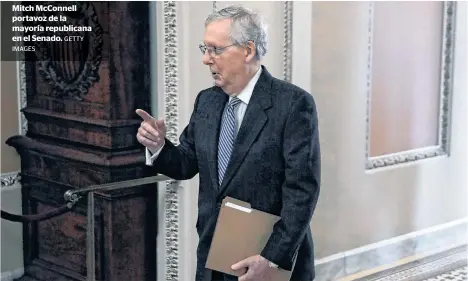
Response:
[202,52,212,65]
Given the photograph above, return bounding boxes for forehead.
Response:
[204,18,232,45]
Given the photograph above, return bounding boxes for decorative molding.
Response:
[283,1,293,82]
[365,2,456,170]
[17,59,27,135]
[14,7,27,135]
[163,2,181,281]
[364,2,375,169]
[1,172,21,188]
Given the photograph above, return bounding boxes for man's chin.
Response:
[213,79,223,87]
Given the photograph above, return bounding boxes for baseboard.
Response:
[314,218,468,281]
[1,267,24,281]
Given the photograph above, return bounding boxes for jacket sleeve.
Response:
[150,92,202,180]
[260,92,321,270]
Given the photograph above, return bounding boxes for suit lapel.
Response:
[205,89,228,190]
[217,67,273,198]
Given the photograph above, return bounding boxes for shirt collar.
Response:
[229,66,262,105]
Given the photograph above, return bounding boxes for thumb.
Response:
[155,119,166,131]
[231,257,251,270]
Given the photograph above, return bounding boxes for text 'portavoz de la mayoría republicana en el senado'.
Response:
[10,3,92,51]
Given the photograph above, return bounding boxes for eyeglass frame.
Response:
[199,40,254,57]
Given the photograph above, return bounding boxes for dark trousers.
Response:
[211,270,225,281]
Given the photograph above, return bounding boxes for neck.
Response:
[224,62,261,96]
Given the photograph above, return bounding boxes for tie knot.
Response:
[229,97,242,108]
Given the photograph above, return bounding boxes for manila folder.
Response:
[205,196,293,281]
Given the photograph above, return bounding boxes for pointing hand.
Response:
[136,109,166,152]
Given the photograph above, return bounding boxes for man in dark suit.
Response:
[136,5,320,281]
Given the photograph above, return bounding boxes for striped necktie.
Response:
[218,97,242,186]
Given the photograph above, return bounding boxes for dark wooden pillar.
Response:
[6,2,157,281]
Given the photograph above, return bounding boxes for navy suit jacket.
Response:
[151,66,321,281]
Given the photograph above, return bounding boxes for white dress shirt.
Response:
[145,66,262,166]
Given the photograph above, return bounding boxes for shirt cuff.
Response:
[145,141,165,166]
[268,261,279,269]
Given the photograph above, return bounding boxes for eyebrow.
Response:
[203,41,218,47]
[203,38,228,47]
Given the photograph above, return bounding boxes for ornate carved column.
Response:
[7,2,156,281]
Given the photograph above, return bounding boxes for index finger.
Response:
[136,109,154,122]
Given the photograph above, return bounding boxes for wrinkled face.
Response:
[202,19,249,95]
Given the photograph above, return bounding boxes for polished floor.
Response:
[423,266,467,281]
[348,245,467,281]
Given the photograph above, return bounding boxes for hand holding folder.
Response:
[205,197,295,281]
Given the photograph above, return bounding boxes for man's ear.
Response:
[245,41,256,62]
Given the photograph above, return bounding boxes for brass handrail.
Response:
[63,174,173,203]
[63,174,175,281]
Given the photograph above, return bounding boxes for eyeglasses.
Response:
[199,43,237,57]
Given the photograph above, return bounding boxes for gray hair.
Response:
[205,5,268,60]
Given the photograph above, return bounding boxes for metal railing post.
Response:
[87,192,96,281]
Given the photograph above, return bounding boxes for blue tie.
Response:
[218,97,242,186]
